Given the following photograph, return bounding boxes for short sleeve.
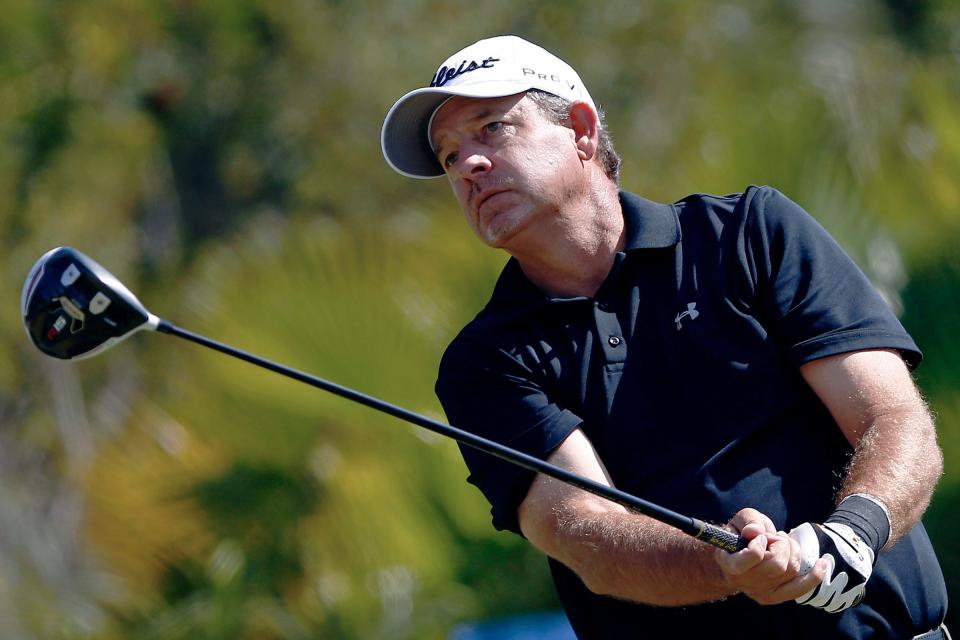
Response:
[435,335,583,535]
[743,186,921,368]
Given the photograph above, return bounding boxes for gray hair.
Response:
[526,90,622,185]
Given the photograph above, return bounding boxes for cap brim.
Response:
[381,80,534,179]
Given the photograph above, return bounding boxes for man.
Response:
[381,35,948,638]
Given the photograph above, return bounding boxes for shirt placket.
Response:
[593,301,626,365]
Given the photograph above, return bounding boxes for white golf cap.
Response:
[381,35,596,179]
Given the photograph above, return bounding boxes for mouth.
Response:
[474,188,509,213]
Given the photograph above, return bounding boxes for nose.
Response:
[451,142,493,180]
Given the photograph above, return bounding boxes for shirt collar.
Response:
[620,191,681,251]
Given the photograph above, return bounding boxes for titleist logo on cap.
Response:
[430,57,500,87]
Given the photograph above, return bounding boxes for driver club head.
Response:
[22,247,161,360]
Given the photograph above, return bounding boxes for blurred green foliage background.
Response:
[1,0,958,637]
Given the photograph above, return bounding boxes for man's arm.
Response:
[799,348,943,546]
[764,348,945,614]
[517,429,825,606]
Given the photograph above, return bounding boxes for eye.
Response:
[484,121,504,134]
[442,151,459,169]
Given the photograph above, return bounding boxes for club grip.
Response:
[693,520,747,553]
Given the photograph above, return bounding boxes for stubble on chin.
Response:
[483,220,508,247]
[481,200,530,249]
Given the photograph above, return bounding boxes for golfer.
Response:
[381,35,949,639]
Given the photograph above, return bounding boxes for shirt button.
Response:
[608,336,622,347]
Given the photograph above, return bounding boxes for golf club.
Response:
[22,246,745,553]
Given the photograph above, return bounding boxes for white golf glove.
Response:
[788,521,875,613]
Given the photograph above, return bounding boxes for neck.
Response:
[513,183,624,298]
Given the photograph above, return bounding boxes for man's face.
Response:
[429,93,586,251]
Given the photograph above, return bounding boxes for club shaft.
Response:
[157,320,743,553]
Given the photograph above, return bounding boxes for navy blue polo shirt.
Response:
[435,186,947,639]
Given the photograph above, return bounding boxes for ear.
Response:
[569,101,600,162]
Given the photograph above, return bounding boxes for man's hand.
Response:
[788,522,876,613]
[714,509,827,606]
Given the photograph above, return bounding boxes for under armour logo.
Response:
[674,302,699,330]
